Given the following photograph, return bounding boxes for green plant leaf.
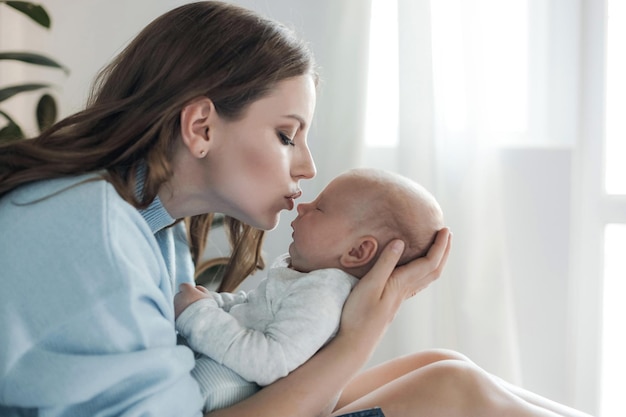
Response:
[36,93,56,132]
[0,52,69,74]
[0,123,25,142]
[0,83,50,103]
[0,1,51,28]
[0,110,25,142]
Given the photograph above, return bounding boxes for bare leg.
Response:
[335,349,593,417]
[422,351,592,417]
[332,359,562,417]
[336,349,467,410]
[489,375,593,417]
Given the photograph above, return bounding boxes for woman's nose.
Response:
[293,144,316,180]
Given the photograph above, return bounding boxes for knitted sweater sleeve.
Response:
[176,269,356,386]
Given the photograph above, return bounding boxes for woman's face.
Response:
[201,75,317,230]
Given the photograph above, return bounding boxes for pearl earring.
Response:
[199,150,206,157]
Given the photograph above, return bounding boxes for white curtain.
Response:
[368,0,521,384]
[288,0,591,413]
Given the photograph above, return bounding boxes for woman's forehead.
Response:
[250,75,316,122]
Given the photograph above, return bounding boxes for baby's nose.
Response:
[296,202,310,215]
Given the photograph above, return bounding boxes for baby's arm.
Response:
[174,284,249,320]
[210,290,249,311]
[176,271,355,386]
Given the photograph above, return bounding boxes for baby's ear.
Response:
[340,236,378,269]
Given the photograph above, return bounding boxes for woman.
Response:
[0,2,590,416]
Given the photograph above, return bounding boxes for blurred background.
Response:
[1,1,623,415]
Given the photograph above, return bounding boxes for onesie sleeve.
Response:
[0,180,203,416]
[175,270,355,385]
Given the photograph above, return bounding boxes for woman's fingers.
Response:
[423,227,451,268]
[393,227,452,299]
[339,240,405,334]
[357,239,406,300]
[339,228,452,337]
[432,228,452,277]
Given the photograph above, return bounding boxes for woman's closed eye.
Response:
[278,131,295,146]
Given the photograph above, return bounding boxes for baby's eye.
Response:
[278,132,295,146]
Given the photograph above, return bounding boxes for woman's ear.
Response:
[339,236,378,269]
[180,97,215,158]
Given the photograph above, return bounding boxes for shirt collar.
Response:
[135,163,176,234]
[139,195,176,234]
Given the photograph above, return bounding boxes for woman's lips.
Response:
[285,190,302,210]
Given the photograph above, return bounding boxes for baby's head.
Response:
[288,168,444,277]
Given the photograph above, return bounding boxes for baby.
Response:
[174,167,445,412]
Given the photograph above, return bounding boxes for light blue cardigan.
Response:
[0,174,203,416]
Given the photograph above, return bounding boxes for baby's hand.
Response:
[174,283,212,319]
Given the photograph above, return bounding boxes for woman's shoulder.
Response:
[0,173,154,265]
[0,173,170,315]
[6,173,116,205]
[2,173,141,225]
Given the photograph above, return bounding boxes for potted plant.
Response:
[0,1,68,142]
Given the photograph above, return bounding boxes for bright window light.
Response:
[430,0,468,133]
[600,224,626,417]
[476,0,528,134]
[605,0,626,195]
[364,0,399,147]
[430,0,528,138]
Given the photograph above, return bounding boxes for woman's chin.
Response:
[266,217,281,231]
[250,214,280,231]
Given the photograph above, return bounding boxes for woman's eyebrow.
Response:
[282,114,306,130]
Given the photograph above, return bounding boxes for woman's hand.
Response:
[339,228,452,343]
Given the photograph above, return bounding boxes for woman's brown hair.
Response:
[0,1,317,292]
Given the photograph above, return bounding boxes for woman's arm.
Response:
[207,228,452,417]
[0,180,203,416]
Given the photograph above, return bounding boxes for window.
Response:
[599,1,626,416]
[604,0,626,195]
[363,0,398,147]
[364,2,623,413]
[431,0,529,138]
[600,224,626,416]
